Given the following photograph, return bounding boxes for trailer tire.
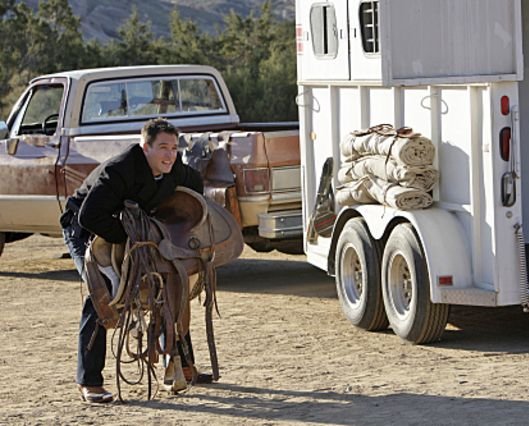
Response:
[382,223,449,344]
[0,232,5,258]
[335,218,388,331]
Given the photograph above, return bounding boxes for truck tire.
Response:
[381,223,449,344]
[335,218,388,331]
[0,232,32,258]
[276,240,304,255]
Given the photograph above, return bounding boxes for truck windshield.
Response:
[81,76,226,124]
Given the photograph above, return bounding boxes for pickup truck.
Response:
[0,65,302,257]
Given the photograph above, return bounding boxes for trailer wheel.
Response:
[335,218,388,331]
[0,232,5,257]
[382,223,449,344]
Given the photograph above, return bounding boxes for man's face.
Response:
[142,131,178,176]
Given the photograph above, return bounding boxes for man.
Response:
[61,118,207,404]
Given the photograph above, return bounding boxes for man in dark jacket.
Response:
[61,118,205,403]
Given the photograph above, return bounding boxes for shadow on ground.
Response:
[437,305,529,353]
[121,383,529,425]
[217,258,336,299]
[0,269,79,282]
[3,253,529,354]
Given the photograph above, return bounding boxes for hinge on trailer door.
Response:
[502,106,519,207]
[501,171,516,207]
[514,224,529,312]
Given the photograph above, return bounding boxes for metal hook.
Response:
[420,94,449,115]
[296,90,321,112]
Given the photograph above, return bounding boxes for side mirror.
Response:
[6,138,19,155]
[0,121,8,140]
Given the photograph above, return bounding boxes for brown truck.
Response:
[0,65,302,256]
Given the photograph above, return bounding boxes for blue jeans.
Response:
[63,219,195,387]
[63,222,108,386]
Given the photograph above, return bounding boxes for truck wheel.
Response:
[276,240,304,255]
[247,241,273,253]
[381,224,449,344]
[0,232,5,257]
[335,218,388,331]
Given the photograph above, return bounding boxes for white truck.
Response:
[296,0,528,343]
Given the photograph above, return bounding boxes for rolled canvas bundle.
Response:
[340,127,435,166]
[336,177,433,210]
[337,156,438,192]
[337,125,438,211]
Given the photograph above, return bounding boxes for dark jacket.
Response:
[63,144,203,244]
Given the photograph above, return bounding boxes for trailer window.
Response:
[310,3,338,58]
[359,1,379,54]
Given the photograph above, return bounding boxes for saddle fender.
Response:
[329,205,472,303]
[203,185,242,227]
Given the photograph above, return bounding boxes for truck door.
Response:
[0,77,68,235]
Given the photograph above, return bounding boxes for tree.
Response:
[0,0,298,122]
[0,2,33,116]
[160,9,211,65]
[109,6,159,66]
[216,1,297,121]
[257,21,297,121]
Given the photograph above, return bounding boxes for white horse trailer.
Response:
[296,0,529,343]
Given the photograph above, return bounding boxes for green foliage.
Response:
[217,5,297,121]
[110,6,160,66]
[0,0,297,122]
[160,9,212,65]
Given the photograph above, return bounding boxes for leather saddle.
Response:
[85,187,244,329]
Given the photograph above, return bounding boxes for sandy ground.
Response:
[2,236,529,425]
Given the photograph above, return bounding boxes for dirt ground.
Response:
[2,236,529,425]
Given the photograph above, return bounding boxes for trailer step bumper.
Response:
[439,288,497,306]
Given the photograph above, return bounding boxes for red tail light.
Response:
[500,127,511,161]
[243,168,270,193]
[438,276,453,286]
[296,25,303,54]
[501,96,510,115]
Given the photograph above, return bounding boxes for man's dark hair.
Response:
[141,118,178,146]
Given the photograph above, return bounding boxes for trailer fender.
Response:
[329,205,472,303]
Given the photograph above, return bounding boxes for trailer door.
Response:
[298,1,350,81]
[379,0,523,86]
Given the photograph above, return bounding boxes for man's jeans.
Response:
[63,220,195,387]
[63,222,107,386]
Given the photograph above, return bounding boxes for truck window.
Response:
[359,1,379,54]
[81,76,226,124]
[12,85,63,136]
[310,3,338,58]
[179,78,223,112]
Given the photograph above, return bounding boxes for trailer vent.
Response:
[359,1,379,54]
